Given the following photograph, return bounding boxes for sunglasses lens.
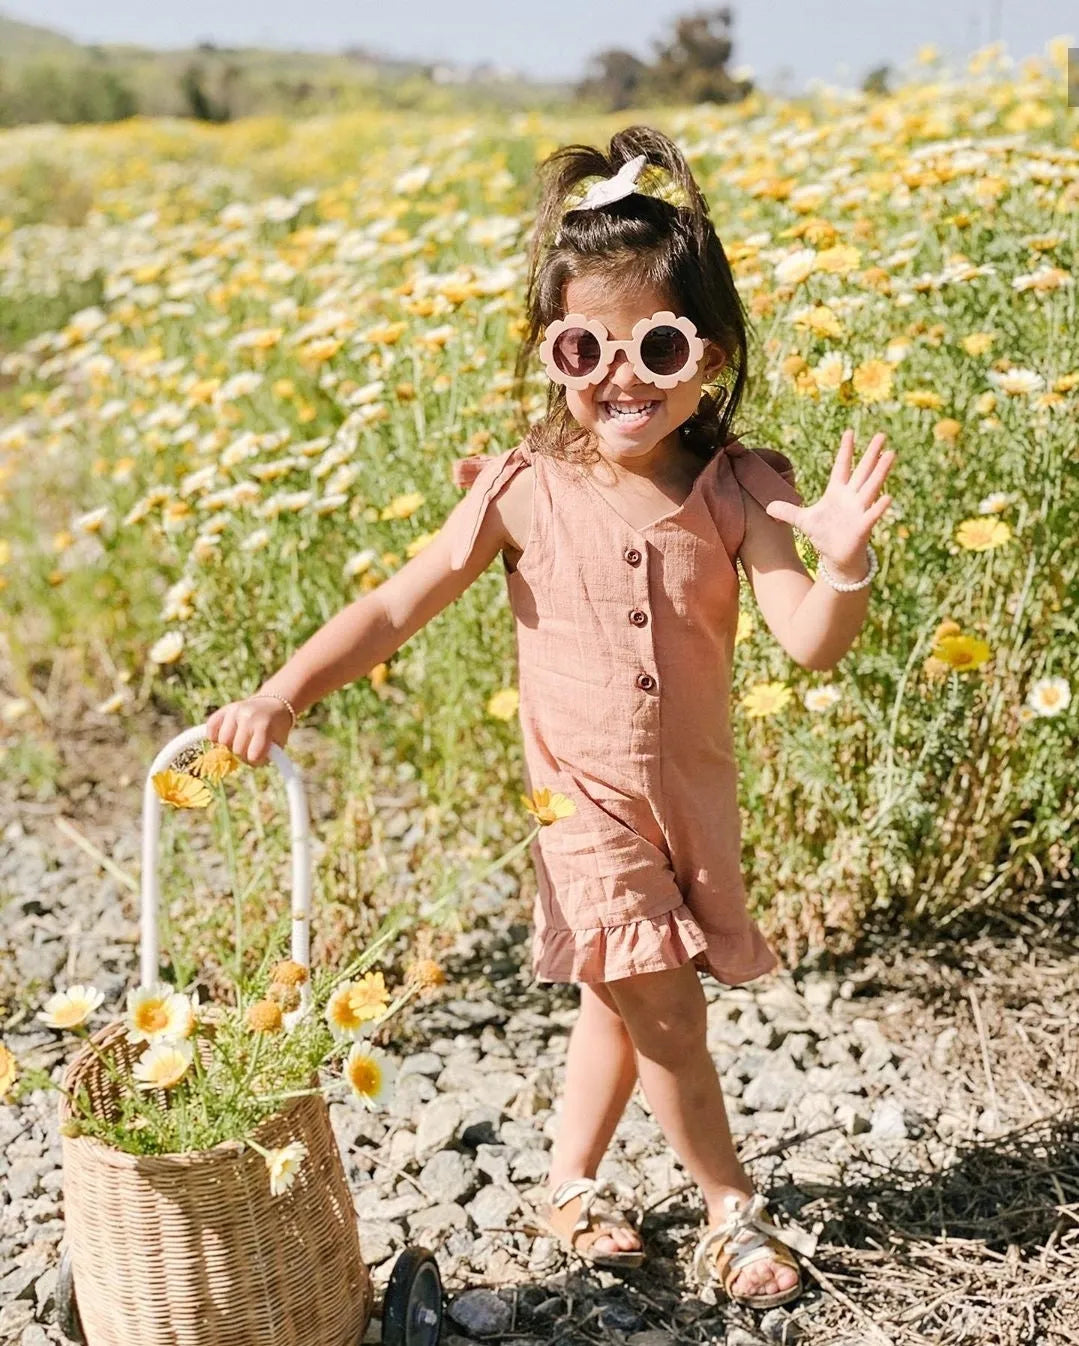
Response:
[552,327,601,378]
[640,325,691,377]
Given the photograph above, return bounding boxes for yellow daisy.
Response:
[932,635,991,671]
[152,770,214,810]
[38,985,105,1031]
[345,1043,396,1110]
[520,787,576,825]
[955,518,1011,551]
[125,985,196,1044]
[133,1040,194,1090]
[189,744,242,783]
[265,1141,308,1196]
[741,682,795,718]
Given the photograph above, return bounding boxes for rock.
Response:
[405,1202,471,1236]
[0,1303,34,1338]
[386,1128,415,1168]
[761,1307,801,1342]
[500,1119,547,1150]
[34,1266,57,1317]
[18,1326,50,1346]
[466,1184,520,1230]
[7,1159,50,1202]
[447,1287,513,1337]
[869,1101,908,1140]
[727,1328,765,1346]
[397,1051,443,1078]
[474,1144,513,1184]
[793,1091,833,1130]
[354,1190,425,1221]
[387,1071,436,1118]
[357,1220,403,1266]
[932,1026,959,1069]
[509,1148,549,1183]
[414,1098,463,1159]
[418,1150,479,1206]
[472,1070,527,1111]
[459,1109,502,1149]
[799,976,836,1012]
[527,1239,561,1274]
[743,1058,805,1112]
[628,1332,679,1346]
[598,1299,642,1333]
[835,1102,871,1135]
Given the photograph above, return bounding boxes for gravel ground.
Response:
[2,717,1076,1346]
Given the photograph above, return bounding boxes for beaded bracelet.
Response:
[817,542,878,592]
[252,692,298,730]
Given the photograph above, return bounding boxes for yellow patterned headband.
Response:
[553,154,692,244]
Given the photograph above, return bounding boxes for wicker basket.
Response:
[57,724,373,1346]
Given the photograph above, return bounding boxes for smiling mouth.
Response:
[600,400,661,424]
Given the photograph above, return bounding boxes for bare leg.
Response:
[606,962,797,1299]
[545,982,642,1254]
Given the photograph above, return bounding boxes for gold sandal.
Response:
[692,1193,815,1309]
[538,1177,646,1269]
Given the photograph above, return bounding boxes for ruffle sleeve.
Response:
[721,440,805,557]
[444,443,532,572]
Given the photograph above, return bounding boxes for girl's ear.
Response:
[702,341,727,381]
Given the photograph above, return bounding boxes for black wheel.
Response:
[56,1249,86,1345]
[380,1246,442,1346]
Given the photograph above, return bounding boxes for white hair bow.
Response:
[573,154,648,211]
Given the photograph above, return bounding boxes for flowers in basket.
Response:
[0,732,577,1202]
[14,951,446,1197]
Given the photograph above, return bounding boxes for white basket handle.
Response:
[141,724,312,1000]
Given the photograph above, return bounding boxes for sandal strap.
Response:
[549,1176,643,1236]
[692,1194,816,1287]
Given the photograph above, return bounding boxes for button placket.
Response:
[627,538,657,693]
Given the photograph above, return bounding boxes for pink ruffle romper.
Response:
[446,436,804,986]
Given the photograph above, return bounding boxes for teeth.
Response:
[606,402,658,418]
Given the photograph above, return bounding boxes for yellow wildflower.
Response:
[345,1044,395,1109]
[189,744,242,783]
[487,688,519,720]
[38,985,105,1031]
[852,360,894,404]
[521,787,576,825]
[956,518,1011,551]
[740,682,795,718]
[151,770,214,810]
[0,1044,17,1101]
[133,1040,194,1091]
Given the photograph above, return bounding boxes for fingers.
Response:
[848,430,889,490]
[202,701,280,767]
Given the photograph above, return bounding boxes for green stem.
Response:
[217,782,242,999]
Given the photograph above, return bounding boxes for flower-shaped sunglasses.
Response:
[539,311,705,391]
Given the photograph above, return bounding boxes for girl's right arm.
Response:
[206,485,512,765]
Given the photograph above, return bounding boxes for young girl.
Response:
[206,126,894,1309]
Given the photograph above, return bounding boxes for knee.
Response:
[607,968,707,1064]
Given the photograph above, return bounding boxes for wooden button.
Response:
[636,673,656,691]
[624,547,642,565]
[629,609,648,626]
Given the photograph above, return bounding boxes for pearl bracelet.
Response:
[817,542,878,592]
[252,692,297,730]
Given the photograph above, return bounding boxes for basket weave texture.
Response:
[59,1022,372,1346]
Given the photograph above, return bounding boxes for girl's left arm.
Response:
[739,430,894,671]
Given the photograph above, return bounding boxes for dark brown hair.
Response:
[515,124,749,466]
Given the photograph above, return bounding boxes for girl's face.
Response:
[560,274,725,470]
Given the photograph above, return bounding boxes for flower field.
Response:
[0,40,1075,973]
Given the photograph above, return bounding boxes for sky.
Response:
[3,0,1073,93]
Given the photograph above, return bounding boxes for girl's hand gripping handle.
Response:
[205,696,294,767]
